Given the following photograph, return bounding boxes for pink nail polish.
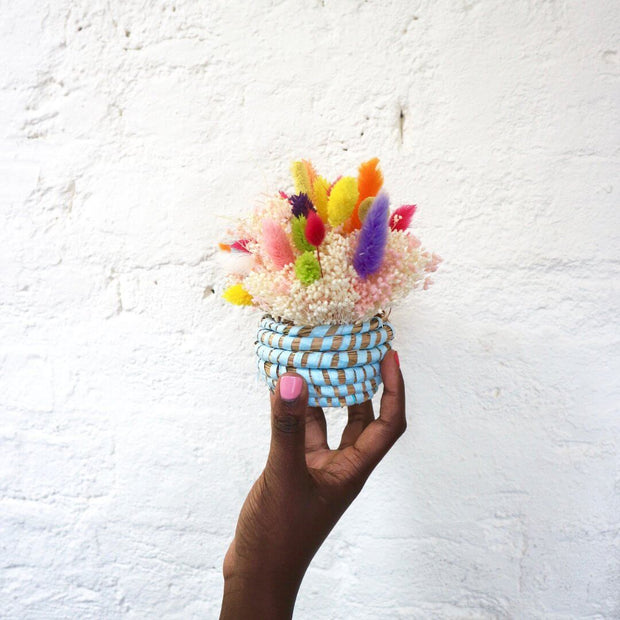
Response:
[280,375,303,401]
[394,351,400,368]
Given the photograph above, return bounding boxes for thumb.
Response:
[267,373,308,479]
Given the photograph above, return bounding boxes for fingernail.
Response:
[394,351,400,368]
[280,375,303,401]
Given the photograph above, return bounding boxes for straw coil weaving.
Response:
[256,314,394,407]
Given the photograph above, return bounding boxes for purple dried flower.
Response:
[289,193,315,218]
[353,192,390,279]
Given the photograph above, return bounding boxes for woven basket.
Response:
[256,314,394,408]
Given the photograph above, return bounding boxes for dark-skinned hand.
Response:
[220,350,406,619]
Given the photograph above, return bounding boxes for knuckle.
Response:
[274,413,301,434]
[381,412,407,439]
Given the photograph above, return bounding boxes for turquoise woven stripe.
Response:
[260,315,385,337]
[311,392,373,408]
[265,376,380,399]
[263,377,378,408]
[256,326,392,352]
[257,359,381,386]
[306,324,331,338]
[255,342,391,369]
[321,335,335,350]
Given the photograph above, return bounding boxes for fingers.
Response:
[338,400,374,449]
[305,406,329,452]
[350,350,406,474]
[267,373,309,481]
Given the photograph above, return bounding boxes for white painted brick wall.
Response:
[1,1,619,618]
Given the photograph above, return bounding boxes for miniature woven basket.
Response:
[256,314,394,408]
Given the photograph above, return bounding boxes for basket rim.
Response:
[260,313,388,338]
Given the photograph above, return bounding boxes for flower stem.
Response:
[316,247,323,278]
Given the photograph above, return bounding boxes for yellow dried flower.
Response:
[312,176,330,222]
[291,160,312,195]
[327,176,358,227]
[222,283,253,306]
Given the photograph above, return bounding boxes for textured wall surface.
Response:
[1,1,619,618]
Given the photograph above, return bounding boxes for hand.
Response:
[220,350,406,619]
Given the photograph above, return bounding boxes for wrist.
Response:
[220,572,300,620]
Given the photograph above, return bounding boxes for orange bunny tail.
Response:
[357,157,383,202]
[345,158,384,232]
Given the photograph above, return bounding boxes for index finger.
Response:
[350,350,406,473]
